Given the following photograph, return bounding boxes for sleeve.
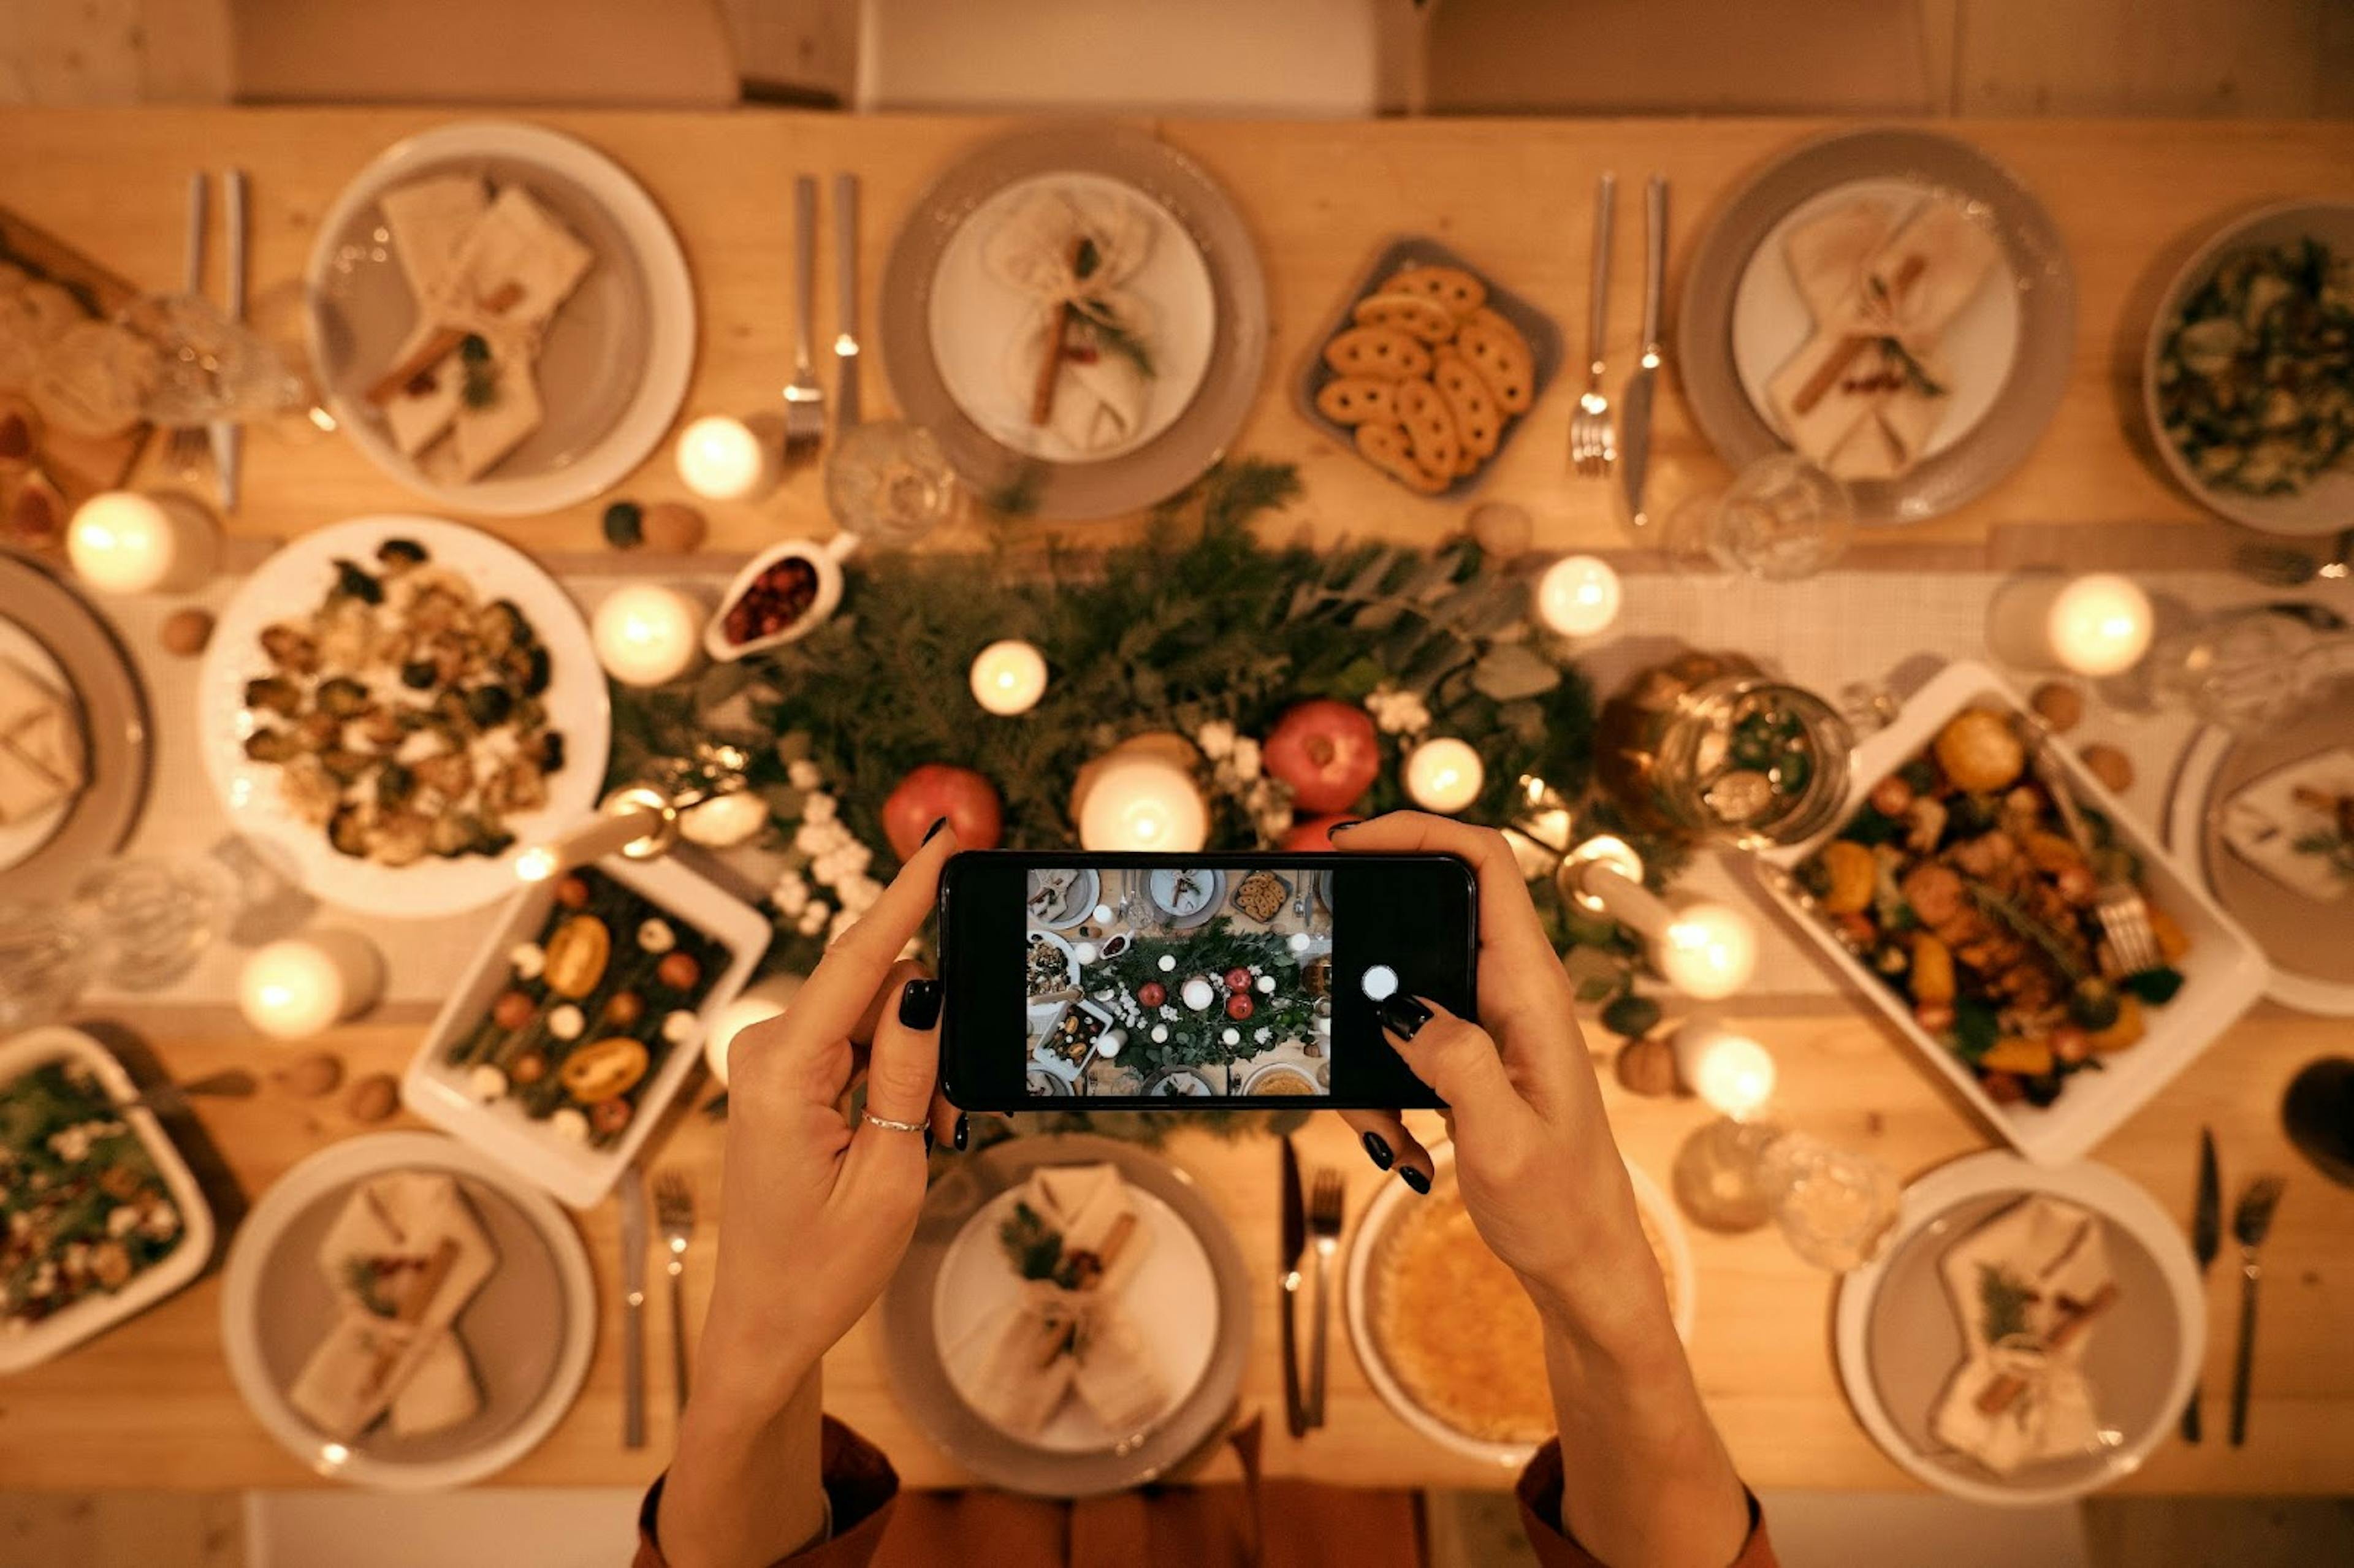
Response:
[633,1417,901,1568]
[1515,1440,1777,1568]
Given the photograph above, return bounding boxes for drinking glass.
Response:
[1663,452,1856,581]
[2149,606,2354,733]
[824,421,959,547]
[0,903,95,1033]
[118,293,310,428]
[1758,1131,1902,1272]
[69,858,234,992]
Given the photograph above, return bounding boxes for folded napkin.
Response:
[1769,194,1998,482]
[289,1171,498,1442]
[0,655,84,824]
[1928,1195,2115,1475]
[983,186,1159,455]
[2220,747,2354,903]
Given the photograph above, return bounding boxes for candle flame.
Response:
[515,846,558,883]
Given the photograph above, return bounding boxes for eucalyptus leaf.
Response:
[1472,644,1562,702]
[1352,601,1404,632]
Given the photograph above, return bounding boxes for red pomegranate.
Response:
[880,764,1003,859]
[1263,700,1381,813]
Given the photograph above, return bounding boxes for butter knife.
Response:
[209,169,248,514]
[2182,1125,2220,1442]
[832,172,861,428]
[1618,175,1666,530]
[1279,1136,1308,1437]
[620,1168,649,1449]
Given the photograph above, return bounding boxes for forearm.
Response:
[656,1338,827,1568]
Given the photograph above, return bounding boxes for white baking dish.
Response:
[1753,660,2270,1165]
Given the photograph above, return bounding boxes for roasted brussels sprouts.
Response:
[535,731,566,773]
[316,676,371,717]
[330,558,383,605]
[465,683,515,726]
[243,726,300,763]
[244,675,302,716]
[400,658,439,690]
[376,761,416,809]
[376,537,429,571]
[327,804,371,858]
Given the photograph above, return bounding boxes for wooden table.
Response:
[3,107,2353,1496]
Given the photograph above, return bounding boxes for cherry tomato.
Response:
[555,875,592,910]
[603,991,645,1027]
[657,951,701,991]
[590,1097,634,1135]
[510,1051,548,1085]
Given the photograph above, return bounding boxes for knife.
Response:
[2182,1126,2220,1442]
[1279,1135,1308,1437]
[620,1168,649,1449]
[832,172,861,428]
[209,169,248,513]
[1618,175,1667,530]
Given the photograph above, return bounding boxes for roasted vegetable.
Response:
[543,915,612,999]
[559,1037,649,1103]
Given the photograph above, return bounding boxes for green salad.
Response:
[2,1060,184,1332]
[2156,236,2354,497]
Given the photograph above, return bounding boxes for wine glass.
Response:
[1758,1131,1902,1272]
[2149,606,2354,733]
[823,421,959,547]
[1663,452,1856,581]
[118,292,309,429]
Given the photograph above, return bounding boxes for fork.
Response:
[2029,737,2163,975]
[2228,1173,2287,1446]
[782,175,826,460]
[1303,1167,1345,1428]
[163,172,211,481]
[653,1170,697,1412]
[2236,527,2353,587]
[1568,173,1617,478]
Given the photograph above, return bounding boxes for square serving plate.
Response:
[1753,661,2271,1166]
[0,1026,216,1374]
[401,853,771,1210]
[1293,235,1564,500]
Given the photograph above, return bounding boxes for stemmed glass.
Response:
[1661,452,1856,581]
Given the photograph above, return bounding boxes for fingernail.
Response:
[1327,818,1362,837]
[1379,995,1433,1040]
[899,978,943,1030]
[953,1112,970,1151]
[1361,1131,1393,1170]
[922,816,950,845]
[1400,1165,1431,1195]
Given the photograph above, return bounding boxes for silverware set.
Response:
[1278,1141,1347,1435]
[785,172,863,461]
[2182,1128,2287,1447]
[171,168,249,511]
[1569,170,1670,528]
[654,1170,698,1413]
[618,1166,700,1444]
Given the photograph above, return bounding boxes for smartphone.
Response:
[938,850,1476,1111]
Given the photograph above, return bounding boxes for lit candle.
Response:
[674,415,777,502]
[1671,1021,1777,1117]
[1657,902,1761,1000]
[238,934,382,1040]
[1077,755,1209,852]
[66,491,220,595]
[593,583,707,688]
[705,973,804,1087]
[1986,572,2154,677]
[969,639,1048,715]
[517,791,672,882]
[1403,737,1485,815]
[1534,554,1623,638]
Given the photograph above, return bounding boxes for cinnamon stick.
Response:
[1973,1281,2120,1416]
[1789,254,1930,416]
[365,280,526,406]
[1027,238,1090,427]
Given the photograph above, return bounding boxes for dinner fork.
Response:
[2228,1173,2286,1446]
[2030,738,2164,975]
[1303,1168,1345,1428]
[782,175,826,460]
[163,172,211,481]
[1568,173,1617,478]
[653,1170,696,1412]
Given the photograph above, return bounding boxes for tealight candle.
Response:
[1077,754,1209,852]
[969,639,1049,715]
[1672,1021,1777,1117]
[674,415,777,502]
[1986,572,2154,677]
[238,933,382,1041]
[593,584,707,688]
[1534,554,1623,639]
[1658,902,1761,1000]
[1403,737,1485,815]
[66,491,220,595]
[705,974,804,1087]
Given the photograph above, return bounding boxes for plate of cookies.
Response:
[1298,238,1561,499]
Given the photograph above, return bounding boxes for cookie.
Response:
[1394,378,1461,481]
[1322,324,1433,381]
[1355,421,1448,495]
[1456,311,1534,413]
[1350,291,1456,343]
[1315,376,1398,426]
[1385,264,1487,320]
[1431,347,1501,459]
[29,319,158,438]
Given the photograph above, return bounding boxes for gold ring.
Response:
[861,1110,928,1135]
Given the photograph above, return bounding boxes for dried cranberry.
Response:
[723,555,821,645]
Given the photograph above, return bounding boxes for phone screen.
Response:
[938,851,1476,1111]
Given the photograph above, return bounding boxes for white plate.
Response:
[932,1181,1217,1453]
[1344,1143,1693,1469]
[1148,866,1224,926]
[1025,866,1099,932]
[1732,177,2019,463]
[196,516,610,920]
[0,618,82,875]
[218,1131,595,1490]
[1756,660,2271,1166]
[1834,1151,2203,1507]
[401,853,769,1209]
[304,120,696,517]
[0,1027,215,1376]
[927,172,1215,466]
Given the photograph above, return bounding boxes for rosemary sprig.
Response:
[1070,297,1156,379]
[1966,883,2088,981]
[1876,335,1948,398]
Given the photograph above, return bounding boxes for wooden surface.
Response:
[1,107,2353,1496]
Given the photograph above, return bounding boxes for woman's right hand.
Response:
[1331,813,1677,1347]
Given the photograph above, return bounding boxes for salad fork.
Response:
[2029,738,2163,975]
[1303,1167,1346,1428]
[782,176,826,459]
[162,172,211,482]
[653,1170,697,1412]
[1568,173,1617,479]
[2228,1174,2286,1446]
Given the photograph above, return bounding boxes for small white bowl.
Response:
[704,535,860,662]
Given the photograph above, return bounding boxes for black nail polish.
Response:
[922,816,950,845]
[1400,1165,1431,1195]
[1327,817,1362,837]
[953,1112,970,1152]
[1361,1130,1393,1170]
[899,978,943,1030]
[1379,995,1433,1040]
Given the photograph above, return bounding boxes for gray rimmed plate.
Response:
[1677,127,2075,525]
[880,123,1268,522]
[878,1134,1250,1495]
